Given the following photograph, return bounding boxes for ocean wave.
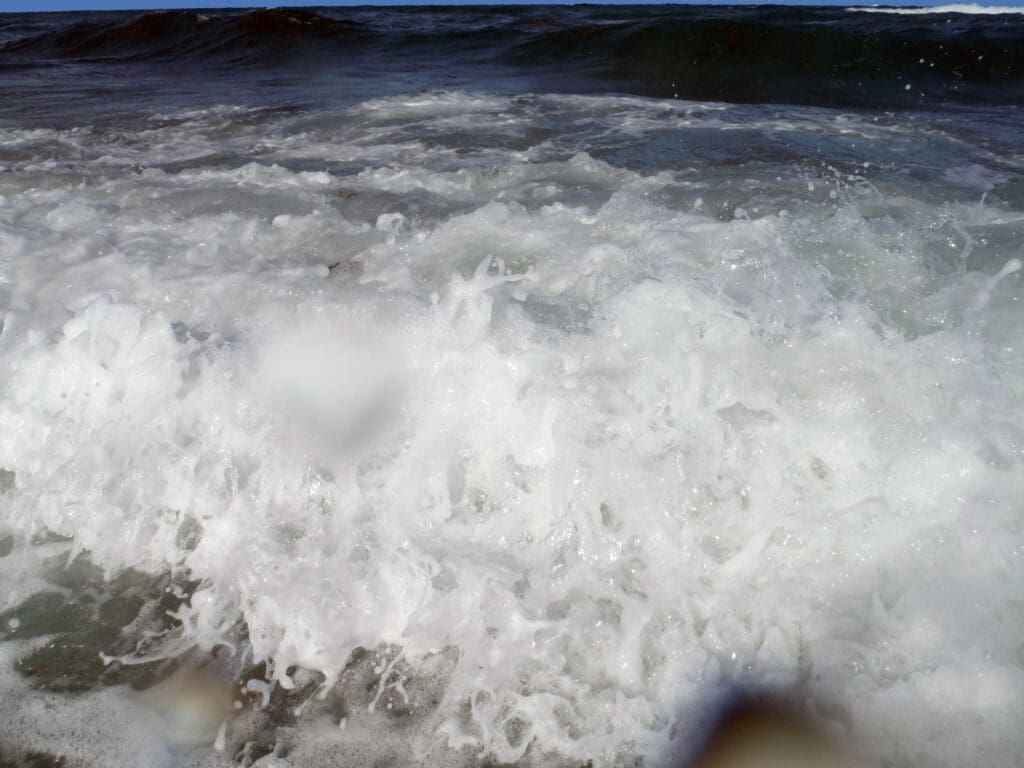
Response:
[0,8,370,63]
[1,6,1021,109]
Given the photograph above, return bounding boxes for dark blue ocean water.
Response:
[1,5,1023,116]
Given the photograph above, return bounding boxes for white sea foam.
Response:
[1,93,1023,767]
[849,3,1024,14]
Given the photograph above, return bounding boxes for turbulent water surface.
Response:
[0,5,1023,768]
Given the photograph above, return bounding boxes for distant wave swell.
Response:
[0,9,368,63]
[1,5,1022,108]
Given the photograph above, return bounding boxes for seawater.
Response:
[0,6,1023,768]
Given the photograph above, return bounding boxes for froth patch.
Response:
[848,3,1024,14]
[1,91,1022,768]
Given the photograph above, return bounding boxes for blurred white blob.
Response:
[258,315,403,450]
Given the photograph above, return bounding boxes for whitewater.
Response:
[0,7,1023,765]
